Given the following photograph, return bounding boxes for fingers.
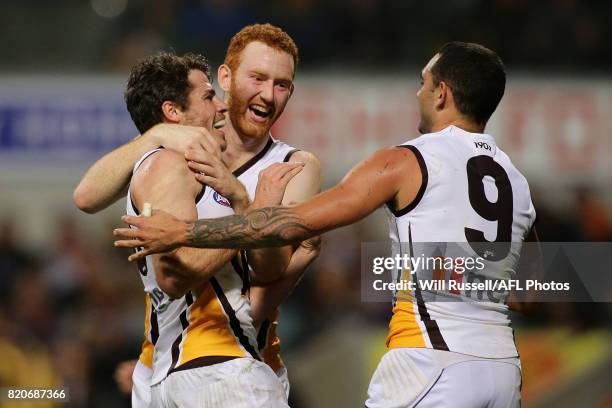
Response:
[185,148,218,164]
[280,164,304,183]
[193,128,223,158]
[121,215,144,228]
[300,235,322,253]
[186,160,206,173]
[187,162,218,178]
[260,162,304,181]
[259,162,281,179]
[114,238,144,250]
[286,236,322,275]
[128,249,150,262]
[275,162,303,175]
[150,124,223,158]
[185,150,225,179]
[113,227,140,239]
[277,162,304,178]
[194,174,223,188]
[113,227,147,259]
[305,235,322,248]
[185,148,213,162]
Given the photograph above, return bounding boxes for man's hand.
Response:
[147,124,225,158]
[114,209,188,261]
[252,162,305,208]
[290,235,322,267]
[285,235,322,279]
[184,149,250,211]
[114,359,137,395]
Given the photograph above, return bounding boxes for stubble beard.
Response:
[418,117,431,134]
[417,105,433,134]
[228,80,272,140]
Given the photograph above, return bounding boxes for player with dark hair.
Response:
[116,42,537,407]
[125,52,214,134]
[75,24,321,407]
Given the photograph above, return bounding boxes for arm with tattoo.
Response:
[115,146,421,261]
[187,206,315,249]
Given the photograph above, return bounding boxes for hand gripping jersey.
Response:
[385,125,536,358]
[127,137,297,385]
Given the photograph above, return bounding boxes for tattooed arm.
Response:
[115,146,424,261]
[189,206,313,248]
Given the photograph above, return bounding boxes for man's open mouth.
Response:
[213,118,226,130]
[249,104,272,119]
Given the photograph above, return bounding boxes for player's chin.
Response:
[417,120,430,135]
[244,121,271,139]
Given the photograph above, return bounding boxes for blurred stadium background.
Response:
[1,1,611,407]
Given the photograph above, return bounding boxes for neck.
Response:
[222,121,270,172]
[430,113,484,134]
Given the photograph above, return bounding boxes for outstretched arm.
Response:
[74,124,223,213]
[115,146,423,260]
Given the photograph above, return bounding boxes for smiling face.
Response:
[178,69,228,143]
[225,41,295,140]
[416,53,441,134]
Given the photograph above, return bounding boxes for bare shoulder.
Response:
[288,150,321,182]
[288,150,321,179]
[132,149,198,195]
[289,150,320,167]
[283,150,322,202]
[358,146,419,174]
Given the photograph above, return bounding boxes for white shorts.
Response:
[276,365,290,399]
[132,360,153,408]
[366,348,521,408]
[151,357,289,408]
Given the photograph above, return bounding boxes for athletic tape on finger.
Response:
[143,202,152,217]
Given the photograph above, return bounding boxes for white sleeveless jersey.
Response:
[126,137,298,385]
[385,125,535,358]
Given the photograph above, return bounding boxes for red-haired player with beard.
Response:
[75,25,321,407]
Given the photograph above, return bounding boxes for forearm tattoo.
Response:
[186,206,315,249]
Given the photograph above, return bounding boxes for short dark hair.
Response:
[431,42,506,126]
[125,52,211,133]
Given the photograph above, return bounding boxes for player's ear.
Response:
[435,81,450,111]
[218,64,231,93]
[289,83,295,98]
[161,101,181,123]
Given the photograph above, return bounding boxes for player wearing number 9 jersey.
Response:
[116,42,538,407]
[369,43,535,408]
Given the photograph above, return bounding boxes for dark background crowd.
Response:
[1,0,611,72]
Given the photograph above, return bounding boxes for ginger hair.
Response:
[224,24,299,76]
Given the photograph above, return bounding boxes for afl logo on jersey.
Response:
[213,191,232,207]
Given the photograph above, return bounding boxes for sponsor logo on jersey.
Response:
[474,141,492,151]
[213,191,232,207]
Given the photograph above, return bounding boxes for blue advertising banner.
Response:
[0,76,138,164]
